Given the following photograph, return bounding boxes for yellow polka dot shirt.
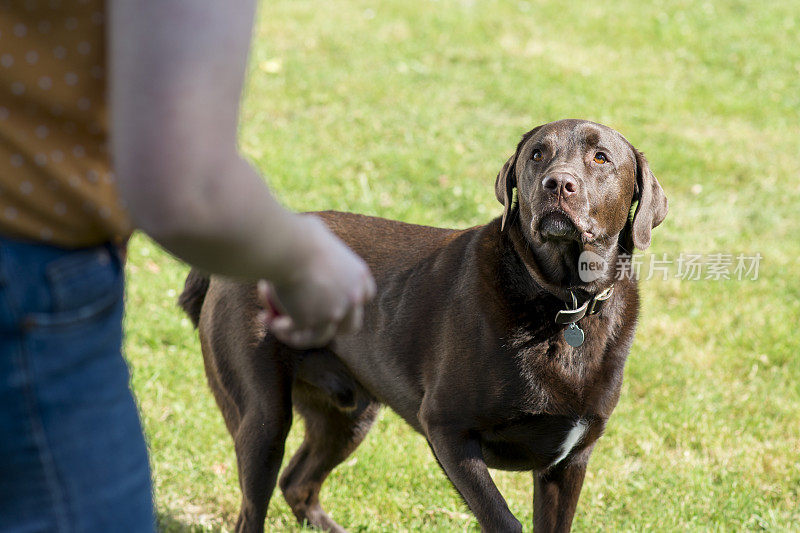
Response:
[0,0,131,248]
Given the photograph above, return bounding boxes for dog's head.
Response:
[495,119,668,288]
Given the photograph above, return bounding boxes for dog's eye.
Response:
[593,152,608,164]
[532,149,543,162]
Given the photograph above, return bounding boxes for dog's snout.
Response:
[541,173,579,198]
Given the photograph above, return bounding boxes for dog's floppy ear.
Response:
[495,127,540,232]
[628,149,668,250]
[494,154,517,232]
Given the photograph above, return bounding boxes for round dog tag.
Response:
[564,323,585,347]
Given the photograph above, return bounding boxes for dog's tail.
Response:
[178,269,210,328]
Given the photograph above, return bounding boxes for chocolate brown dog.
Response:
[179,119,667,532]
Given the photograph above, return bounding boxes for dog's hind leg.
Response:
[195,280,299,532]
[279,383,379,532]
[231,362,293,533]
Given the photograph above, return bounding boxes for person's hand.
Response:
[257,215,376,348]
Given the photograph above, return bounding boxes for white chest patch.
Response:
[551,419,589,467]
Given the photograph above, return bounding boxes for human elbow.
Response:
[116,152,232,242]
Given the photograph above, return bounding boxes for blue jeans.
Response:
[0,238,155,532]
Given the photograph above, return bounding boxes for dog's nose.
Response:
[541,173,579,198]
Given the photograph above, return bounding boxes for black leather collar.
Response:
[504,223,615,326]
[554,286,614,325]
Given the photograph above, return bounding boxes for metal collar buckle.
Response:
[587,285,614,316]
[555,286,614,325]
[555,291,589,325]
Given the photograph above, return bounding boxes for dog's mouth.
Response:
[537,210,582,242]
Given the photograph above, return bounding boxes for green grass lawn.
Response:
[124,0,800,530]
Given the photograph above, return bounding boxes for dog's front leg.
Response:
[532,451,589,533]
[422,421,521,532]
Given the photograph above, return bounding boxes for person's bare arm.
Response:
[109,0,374,346]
